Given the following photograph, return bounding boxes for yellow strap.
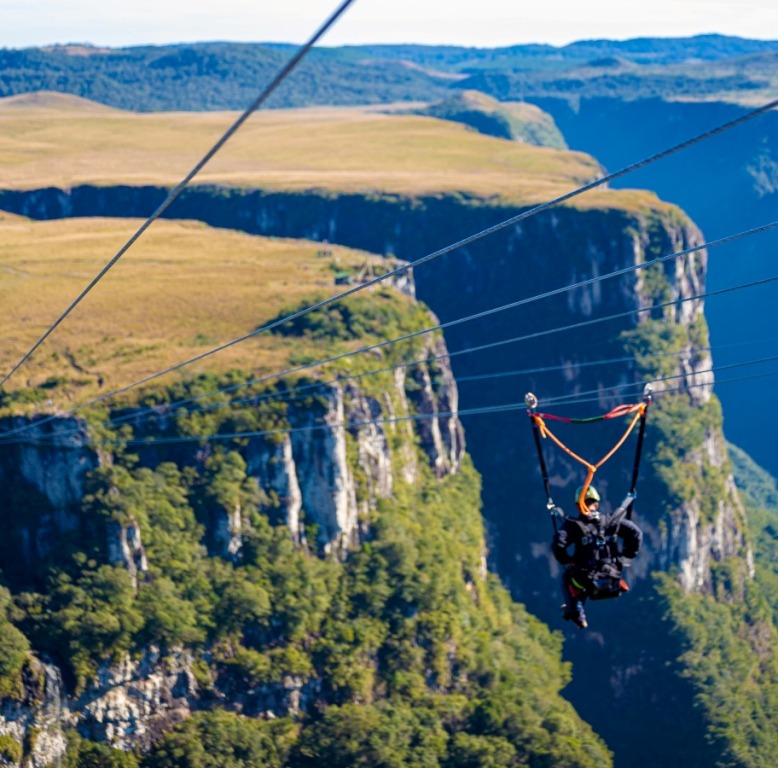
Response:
[593,405,645,471]
[534,415,596,472]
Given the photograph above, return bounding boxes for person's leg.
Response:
[561,569,588,629]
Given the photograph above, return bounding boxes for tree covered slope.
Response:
[1,92,776,767]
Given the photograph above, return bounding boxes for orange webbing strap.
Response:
[594,405,646,470]
[602,402,644,420]
[534,415,596,473]
[533,403,647,515]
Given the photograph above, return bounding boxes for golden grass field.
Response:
[0,211,394,406]
[0,92,673,213]
[0,93,683,410]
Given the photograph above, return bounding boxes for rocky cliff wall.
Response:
[0,184,746,595]
[0,330,466,764]
[530,96,778,478]
[0,184,756,766]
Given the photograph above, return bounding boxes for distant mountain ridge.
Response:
[346,34,778,69]
[0,35,777,112]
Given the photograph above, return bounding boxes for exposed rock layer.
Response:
[0,331,465,763]
[0,185,753,766]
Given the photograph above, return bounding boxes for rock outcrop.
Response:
[0,324,466,760]
[0,183,757,766]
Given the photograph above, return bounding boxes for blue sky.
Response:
[1,0,777,49]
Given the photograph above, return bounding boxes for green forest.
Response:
[0,287,776,766]
[1,32,778,768]
[0,35,776,111]
[0,296,610,767]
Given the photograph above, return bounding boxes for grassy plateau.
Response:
[0,92,675,213]
[0,93,683,409]
[0,210,398,407]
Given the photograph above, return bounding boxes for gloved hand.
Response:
[619,557,633,569]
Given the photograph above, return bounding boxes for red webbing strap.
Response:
[533,412,575,423]
[603,402,644,419]
[535,401,642,425]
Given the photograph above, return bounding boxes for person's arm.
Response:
[552,520,575,564]
[618,519,642,560]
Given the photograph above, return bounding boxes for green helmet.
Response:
[574,485,601,505]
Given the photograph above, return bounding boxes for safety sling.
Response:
[526,385,652,529]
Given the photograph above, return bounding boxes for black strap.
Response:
[627,391,651,520]
[527,400,558,532]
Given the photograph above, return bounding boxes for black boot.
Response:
[562,600,588,629]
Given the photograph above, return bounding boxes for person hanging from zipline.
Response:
[552,484,642,629]
[525,385,652,629]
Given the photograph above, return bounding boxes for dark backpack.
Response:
[567,516,628,600]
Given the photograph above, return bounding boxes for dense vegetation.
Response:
[0,35,776,112]
[617,276,778,767]
[454,55,778,105]
[0,295,610,767]
[267,289,433,348]
[0,44,451,111]
[2,452,610,766]
[647,442,778,767]
[728,443,778,626]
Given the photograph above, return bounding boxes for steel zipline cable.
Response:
[2,218,775,444]
[26,330,778,448]
[10,334,778,449]
[535,353,778,407]
[0,337,739,447]
[457,334,778,384]
[21,363,778,450]
[2,87,777,392]
[0,0,358,389]
[111,364,778,446]
[0,344,717,446]
[4,271,777,446]
[534,368,778,410]
[116,334,778,421]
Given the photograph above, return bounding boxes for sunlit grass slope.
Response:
[0,212,398,406]
[0,92,672,213]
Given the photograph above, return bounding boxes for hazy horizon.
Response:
[2,0,777,50]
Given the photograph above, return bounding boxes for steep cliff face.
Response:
[0,416,97,578]
[0,659,66,768]
[0,330,467,762]
[0,183,735,600]
[0,184,762,765]
[654,429,753,594]
[1,341,463,564]
[623,221,752,596]
[529,96,778,478]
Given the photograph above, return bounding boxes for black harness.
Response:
[567,515,627,600]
